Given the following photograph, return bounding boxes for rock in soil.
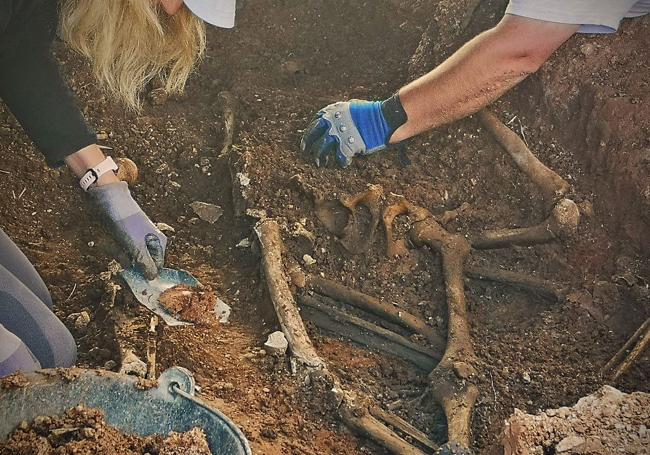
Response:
[159,285,219,325]
[0,405,212,454]
[190,202,224,224]
[502,386,650,454]
[263,330,288,356]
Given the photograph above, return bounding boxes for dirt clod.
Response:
[159,285,219,325]
[503,386,650,455]
[0,406,212,454]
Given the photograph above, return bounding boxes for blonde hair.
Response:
[60,0,206,110]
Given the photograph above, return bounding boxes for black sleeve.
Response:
[0,0,96,168]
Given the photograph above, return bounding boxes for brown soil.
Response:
[158,285,219,325]
[0,406,211,454]
[0,1,648,454]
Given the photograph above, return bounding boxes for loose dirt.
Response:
[0,405,212,455]
[159,285,219,325]
[0,1,648,454]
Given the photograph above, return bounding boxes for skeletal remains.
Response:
[255,109,585,454]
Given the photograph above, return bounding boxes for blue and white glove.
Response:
[301,93,408,167]
[89,182,167,280]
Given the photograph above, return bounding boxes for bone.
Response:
[217,90,236,159]
[254,219,324,369]
[298,294,439,371]
[338,184,384,254]
[369,406,438,452]
[290,175,384,254]
[471,198,580,249]
[478,110,570,206]
[602,316,650,381]
[383,197,432,257]
[410,215,478,450]
[466,266,566,302]
[306,275,445,353]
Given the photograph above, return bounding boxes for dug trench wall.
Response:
[521,16,650,254]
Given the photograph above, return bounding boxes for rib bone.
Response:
[306,274,445,352]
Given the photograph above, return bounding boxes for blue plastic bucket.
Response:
[0,367,251,454]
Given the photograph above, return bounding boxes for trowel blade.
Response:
[120,266,202,326]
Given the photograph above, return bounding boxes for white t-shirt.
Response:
[506,0,650,33]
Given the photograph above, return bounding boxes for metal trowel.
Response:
[120,266,200,326]
[121,266,232,327]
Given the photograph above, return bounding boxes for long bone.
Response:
[409,214,479,451]
[256,218,432,454]
[471,198,580,249]
[478,110,570,207]
[383,198,479,451]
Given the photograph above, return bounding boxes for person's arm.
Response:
[391,15,578,142]
[0,39,164,279]
[302,15,578,167]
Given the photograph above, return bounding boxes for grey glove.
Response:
[89,182,167,279]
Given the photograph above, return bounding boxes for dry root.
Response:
[602,316,650,381]
[217,91,236,159]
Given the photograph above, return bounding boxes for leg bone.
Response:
[410,216,478,449]
[471,198,580,249]
[478,110,570,206]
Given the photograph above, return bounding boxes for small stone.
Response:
[262,387,270,393]
[260,427,277,439]
[302,254,316,266]
[214,298,231,323]
[556,435,585,452]
[190,201,223,224]
[580,43,595,57]
[148,87,168,106]
[155,222,175,233]
[237,172,251,187]
[522,372,531,383]
[236,238,252,248]
[264,331,288,356]
[103,360,117,370]
[119,350,147,377]
[73,311,91,331]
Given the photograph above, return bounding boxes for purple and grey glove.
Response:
[89,182,167,280]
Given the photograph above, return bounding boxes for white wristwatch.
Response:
[79,156,118,191]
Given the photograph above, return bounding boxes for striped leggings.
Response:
[0,228,76,377]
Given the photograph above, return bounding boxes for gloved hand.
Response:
[301,93,407,167]
[89,182,167,280]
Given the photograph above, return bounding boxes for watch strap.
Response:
[79,156,118,191]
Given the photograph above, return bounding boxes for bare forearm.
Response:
[391,16,578,142]
[64,144,119,186]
